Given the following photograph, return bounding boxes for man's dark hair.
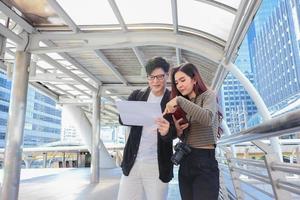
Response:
[145,57,170,75]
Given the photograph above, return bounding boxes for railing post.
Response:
[219,170,230,200]
[252,141,292,200]
[223,148,244,200]
[296,147,300,164]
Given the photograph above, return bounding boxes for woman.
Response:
[164,63,222,200]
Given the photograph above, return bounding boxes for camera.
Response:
[171,142,191,165]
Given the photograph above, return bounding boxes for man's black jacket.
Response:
[119,87,176,183]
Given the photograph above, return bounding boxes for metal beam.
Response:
[29,30,223,63]
[45,82,76,98]
[68,84,91,97]
[47,0,79,33]
[224,62,282,160]
[0,23,23,44]
[108,0,147,73]
[29,75,78,84]
[94,49,128,85]
[171,0,178,33]
[195,0,237,14]
[176,48,181,66]
[224,0,262,64]
[37,54,97,92]
[132,46,145,67]
[43,40,103,85]
[108,0,128,31]
[0,1,35,33]
[171,0,182,65]
[30,82,59,101]
[224,0,248,53]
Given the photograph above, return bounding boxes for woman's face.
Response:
[174,71,196,98]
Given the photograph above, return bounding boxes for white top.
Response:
[136,91,163,162]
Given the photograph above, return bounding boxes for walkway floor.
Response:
[0,167,181,200]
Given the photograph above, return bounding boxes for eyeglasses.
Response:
[147,74,166,81]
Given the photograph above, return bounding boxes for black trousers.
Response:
[178,148,219,200]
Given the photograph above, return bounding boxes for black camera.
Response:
[171,142,191,165]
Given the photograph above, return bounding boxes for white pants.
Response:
[117,160,168,200]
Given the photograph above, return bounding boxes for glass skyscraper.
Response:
[0,72,61,148]
[249,0,300,108]
[221,72,257,134]
[222,0,300,133]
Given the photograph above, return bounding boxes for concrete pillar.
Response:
[62,152,66,168]
[24,159,32,169]
[62,105,115,168]
[1,50,31,200]
[91,89,101,183]
[42,153,47,168]
[296,147,300,164]
[77,152,86,168]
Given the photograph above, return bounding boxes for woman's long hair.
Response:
[170,63,223,138]
[170,63,207,99]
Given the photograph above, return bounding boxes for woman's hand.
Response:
[155,117,170,136]
[172,115,189,137]
[163,97,178,115]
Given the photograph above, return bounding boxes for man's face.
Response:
[147,68,168,96]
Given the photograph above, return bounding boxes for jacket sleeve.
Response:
[177,90,217,126]
[118,90,140,126]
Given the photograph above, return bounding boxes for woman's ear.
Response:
[192,78,197,86]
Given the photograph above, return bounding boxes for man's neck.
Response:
[151,89,165,97]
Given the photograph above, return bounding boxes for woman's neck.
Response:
[188,91,196,100]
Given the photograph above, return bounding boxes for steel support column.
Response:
[1,50,31,200]
[91,87,101,183]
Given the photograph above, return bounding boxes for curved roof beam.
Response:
[224,0,262,64]
[212,0,261,89]
[224,62,282,160]
[29,30,223,64]
[195,0,237,14]
[225,62,270,120]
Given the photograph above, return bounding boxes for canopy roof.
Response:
[0,0,261,125]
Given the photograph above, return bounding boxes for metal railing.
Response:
[217,109,300,200]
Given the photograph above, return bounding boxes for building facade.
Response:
[249,0,300,108]
[0,72,61,148]
[221,72,258,134]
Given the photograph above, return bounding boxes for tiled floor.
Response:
[0,167,181,200]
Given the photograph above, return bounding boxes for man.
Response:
[117,57,176,200]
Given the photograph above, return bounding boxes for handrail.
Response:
[231,158,265,168]
[271,162,300,175]
[232,167,270,184]
[218,109,300,145]
[277,180,300,195]
[239,178,274,198]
